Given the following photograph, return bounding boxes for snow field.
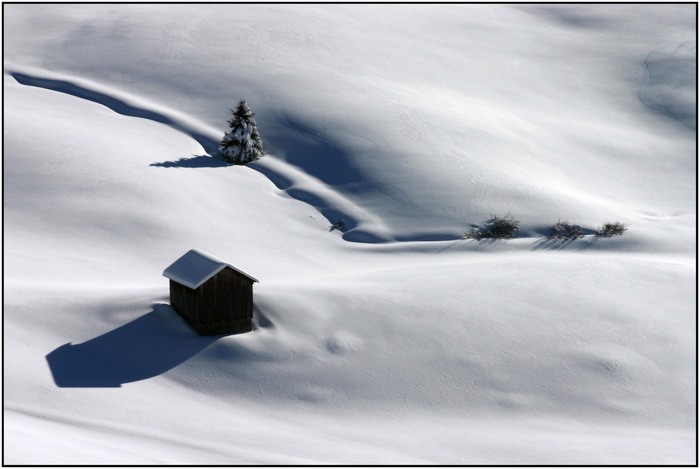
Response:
[3,4,696,464]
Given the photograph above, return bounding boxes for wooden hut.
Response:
[163,249,259,335]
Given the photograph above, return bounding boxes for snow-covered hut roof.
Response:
[163,249,259,289]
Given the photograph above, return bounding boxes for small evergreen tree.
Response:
[220,99,265,164]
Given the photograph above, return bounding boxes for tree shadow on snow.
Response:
[531,237,581,250]
[45,304,219,388]
[150,154,230,168]
[531,236,599,251]
[530,225,597,250]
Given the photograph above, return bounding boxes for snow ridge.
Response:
[3,4,696,464]
[9,69,223,156]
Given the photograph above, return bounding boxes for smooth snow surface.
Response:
[3,4,696,465]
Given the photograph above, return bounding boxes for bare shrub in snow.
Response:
[466,214,520,240]
[330,219,346,232]
[595,222,627,238]
[220,99,265,165]
[547,221,583,240]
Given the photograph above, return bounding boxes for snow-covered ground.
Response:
[3,4,696,464]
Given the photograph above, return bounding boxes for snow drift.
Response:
[3,4,696,464]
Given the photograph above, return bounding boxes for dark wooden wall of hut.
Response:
[169,267,254,335]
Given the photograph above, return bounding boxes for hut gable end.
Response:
[163,249,258,336]
[163,249,258,289]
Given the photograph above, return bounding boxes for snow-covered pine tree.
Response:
[219,99,265,164]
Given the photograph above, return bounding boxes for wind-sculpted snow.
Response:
[640,42,697,129]
[3,4,696,465]
[10,70,223,156]
[9,68,467,243]
[8,69,381,238]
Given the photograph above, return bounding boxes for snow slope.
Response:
[3,4,696,464]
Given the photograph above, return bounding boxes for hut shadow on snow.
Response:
[46,303,220,388]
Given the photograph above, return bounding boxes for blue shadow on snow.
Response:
[250,114,391,241]
[45,304,219,388]
[11,70,439,243]
[261,115,373,190]
[150,155,230,168]
[10,71,222,157]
